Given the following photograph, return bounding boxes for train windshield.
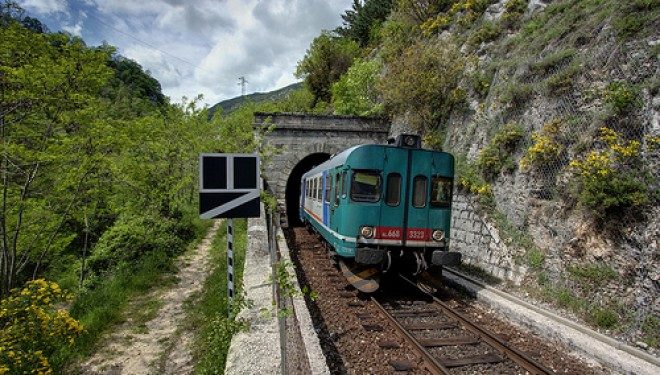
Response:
[430,176,453,208]
[351,170,381,202]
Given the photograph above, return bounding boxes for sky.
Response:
[18,0,353,106]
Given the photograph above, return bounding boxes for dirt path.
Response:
[78,220,222,375]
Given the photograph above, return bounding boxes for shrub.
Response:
[470,69,493,98]
[570,127,650,216]
[0,280,83,374]
[545,62,581,95]
[531,48,575,75]
[567,264,617,285]
[604,81,641,116]
[476,122,524,178]
[87,211,197,274]
[501,0,527,28]
[468,20,502,46]
[526,248,546,269]
[380,39,465,130]
[520,118,563,170]
[589,307,618,328]
[498,82,533,108]
[455,155,493,199]
[422,131,444,150]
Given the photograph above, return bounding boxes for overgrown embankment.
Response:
[292,0,659,350]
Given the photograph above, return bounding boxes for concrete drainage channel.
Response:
[442,268,660,375]
[225,205,329,375]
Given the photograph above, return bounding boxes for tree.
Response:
[336,0,394,46]
[332,58,383,115]
[295,32,360,105]
[0,21,113,296]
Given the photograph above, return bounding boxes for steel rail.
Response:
[399,274,555,375]
[371,296,451,375]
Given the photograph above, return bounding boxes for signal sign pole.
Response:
[227,218,234,316]
[199,153,260,318]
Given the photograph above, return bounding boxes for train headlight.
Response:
[360,226,375,239]
[404,135,416,146]
[432,230,445,242]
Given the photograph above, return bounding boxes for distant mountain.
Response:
[209,82,303,118]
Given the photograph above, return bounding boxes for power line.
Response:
[86,12,212,75]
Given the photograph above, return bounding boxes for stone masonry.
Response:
[254,112,390,205]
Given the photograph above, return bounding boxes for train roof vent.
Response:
[395,134,421,149]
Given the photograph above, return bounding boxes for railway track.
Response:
[372,274,555,374]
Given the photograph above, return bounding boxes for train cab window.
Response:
[431,177,453,208]
[324,174,331,203]
[412,175,427,208]
[385,173,401,206]
[334,172,341,206]
[350,170,381,202]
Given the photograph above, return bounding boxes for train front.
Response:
[339,134,461,290]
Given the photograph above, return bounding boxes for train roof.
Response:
[303,145,361,178]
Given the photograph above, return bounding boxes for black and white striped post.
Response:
[198,153,260,318]
[227,218,234,317]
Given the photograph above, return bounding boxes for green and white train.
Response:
[299,134,461,292]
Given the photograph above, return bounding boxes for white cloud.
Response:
[62,20,83,36]
[19,0,67,14]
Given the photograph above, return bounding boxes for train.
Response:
[299,134,461,292]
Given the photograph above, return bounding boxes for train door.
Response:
[322,171,330,227]
[329,168,340,232]
[379,148,408,243]
[406,151,432,244]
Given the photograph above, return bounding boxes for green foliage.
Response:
[501,0,527,28]
[470,68,494,98]
[295,32,360,105]
[570,128,651,217]
[520,118,564,170]
[190,219,249,374]
[455,155,493,199]
[567,264,617,285]
[378,17,418,63]
[641,315,659,348]
[498,82,533,108]
[476,122,524,178]
[468,20,501,46]
[380,39,465,130]
[332,58,384,116]
[604,81,641,116]
[525,248,546,270]
[336,0,395,46]
[0,280,83,374]
[422,131,444,151]
[544,62,581,95]
[531,48,575,75]
[589,306,618,328]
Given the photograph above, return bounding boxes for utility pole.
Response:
[237,76,248,96]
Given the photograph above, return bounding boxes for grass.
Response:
[188,219,248,375]
[51,217,212,371]
[567,264,617,285]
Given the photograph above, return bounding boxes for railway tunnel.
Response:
[284,153,330,227]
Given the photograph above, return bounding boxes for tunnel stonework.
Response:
[254,112,390,218]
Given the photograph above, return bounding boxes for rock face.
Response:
[395,0,658,343]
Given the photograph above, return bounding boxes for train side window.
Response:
[341,171,347,198]
[431,176,453,207]
[334,172,341,206]
[312,179,317,200]
[385,173,401,206]
[316,177,322,200]
[324,174,331,203]
[350,170,381,202]
[412,175,427,208]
